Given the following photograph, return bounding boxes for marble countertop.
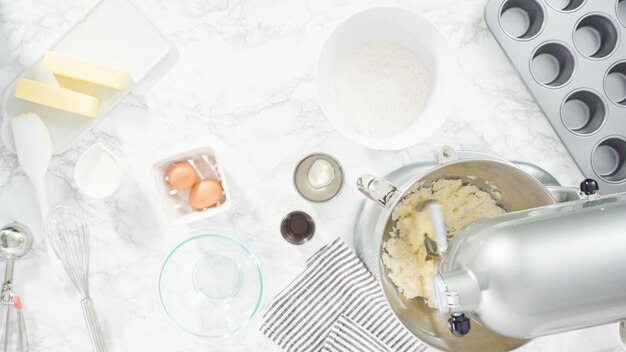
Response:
[0,0,623,351]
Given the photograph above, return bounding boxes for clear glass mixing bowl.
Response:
[158,233,263,339]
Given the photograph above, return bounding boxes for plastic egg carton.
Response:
[153,147,231,225]
[485,0,626,194]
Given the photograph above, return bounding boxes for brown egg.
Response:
[189,179,223,209]
[166,162,197,191]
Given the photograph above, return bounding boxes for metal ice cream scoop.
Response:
[0,222,33,352]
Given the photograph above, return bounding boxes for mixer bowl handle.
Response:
[436,146,459,164]
[546,186,583,203]
[356,175,400,208]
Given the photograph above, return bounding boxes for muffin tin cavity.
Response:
[618,0,626,27]
[530,42,576,87]
[592,137,626,182]
[486,0,626,192]
[605,61,626,105]
[545,0,586,12]
[500,0,545,40]
[562,90,606,135]
[574,15,619,59]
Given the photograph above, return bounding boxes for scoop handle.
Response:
[17,310,26,352]
[81,298,106,352]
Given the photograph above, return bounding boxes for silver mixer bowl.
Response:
[357,148,560,352]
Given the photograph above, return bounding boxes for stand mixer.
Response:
[356,147,626,351]
[431,179,626,339]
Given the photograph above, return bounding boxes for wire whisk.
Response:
[45,207,106,352]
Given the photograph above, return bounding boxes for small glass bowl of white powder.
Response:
[316,7,457,150]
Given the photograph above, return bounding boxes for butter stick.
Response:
[14,78,100,118]
[43,51,128,90]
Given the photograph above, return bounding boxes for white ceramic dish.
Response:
[1,0,172,154]
[74,143,122,199]
[316,7,457,150]
[153,147,231,225]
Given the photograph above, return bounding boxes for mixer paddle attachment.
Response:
[419,201,474,337]
[418,200,449,261]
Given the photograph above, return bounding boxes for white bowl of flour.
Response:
[316,7,457,150]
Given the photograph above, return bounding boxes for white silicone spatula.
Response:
[11,113,51,214]
[11,113,66,285]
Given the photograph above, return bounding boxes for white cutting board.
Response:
[1,0,172,154]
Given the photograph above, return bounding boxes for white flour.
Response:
[331,41,431,138]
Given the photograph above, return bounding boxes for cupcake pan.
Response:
[486,0,626,193]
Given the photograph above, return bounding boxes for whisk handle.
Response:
[81,298,106,352]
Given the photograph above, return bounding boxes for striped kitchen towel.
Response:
[260,237,426,352]
[322,315,393,352]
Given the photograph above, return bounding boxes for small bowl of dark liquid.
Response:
[280,211,315,245]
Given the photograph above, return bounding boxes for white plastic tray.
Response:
[1,0,172,154]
